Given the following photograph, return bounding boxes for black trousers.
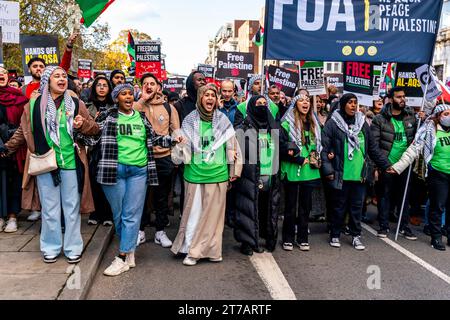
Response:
[427,169,450,240]
[282,181,316,244]
[89,159,112,223]
[331,181,366,239]
[377,171,411,230]
[140,156,174,232]
[225,184,236,227]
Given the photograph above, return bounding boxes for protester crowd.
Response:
[0,34,449,277]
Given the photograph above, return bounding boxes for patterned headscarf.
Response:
[39,66,76,147]
[111,83,134,101]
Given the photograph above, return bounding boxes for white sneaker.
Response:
[102,220,113,227]
[136,230,146,247]
[329,238,341,248]
[298,243,311,251]
[0,218,5,232]
[155,231,172,248]
[183,256,198,266]
[352,236,366,251]
[27,211,41,222]
[103,257,130,277]
[4,218,18,233]
[126,252,136,268]
[282,243,294,251]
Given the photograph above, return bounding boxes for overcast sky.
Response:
[98,0,265,75]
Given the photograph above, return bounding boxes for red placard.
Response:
[136,61,162,80]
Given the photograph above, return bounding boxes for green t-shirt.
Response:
[117,111,148,167]
[44,100,76,170]
[430,129,450,174]
[281,121,320,182]
[259,132,275,176]
[343,131,366,182]
[237,100,279,120]
[389,118,408,164]
[184,120,229,184]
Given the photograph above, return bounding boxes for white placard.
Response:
[0,1,19,44]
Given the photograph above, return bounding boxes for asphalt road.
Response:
[87,207,450,300]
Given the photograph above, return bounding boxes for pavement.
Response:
[0,212,113,300]
[87,206,450,300]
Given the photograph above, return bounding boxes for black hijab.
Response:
[338,93,358,125]
[246,95,278,130]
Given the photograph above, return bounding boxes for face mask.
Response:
[440,116,450,127]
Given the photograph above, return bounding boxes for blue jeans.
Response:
[36,170,82,257]
[102,164,148,253]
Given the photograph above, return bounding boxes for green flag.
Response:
[76,0,115,27]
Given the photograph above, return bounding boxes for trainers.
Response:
[155,231,172,248]
[329,238,341,248]
[209,257,223,263]
[431,238,446,251]
[137,230,146,247]
[87,219,98,226]
[183,256,198,266]
[400,227,418,241]
[4,218,18,233]
[104,257,130,276]
[298,243,310,251]
[126,252,136,268]
[66,256,81,264]
[27,211,41,222]
[102,220,113,227]
[282,243,294,251]
[43,255,58,264]
[352,236,366,250]
[377,229,389,238]
[0,218,5,232]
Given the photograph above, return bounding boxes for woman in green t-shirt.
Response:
[390,104,450,251]
[171,84,242,266]
[280,95,322,252]
[96,84,176,276]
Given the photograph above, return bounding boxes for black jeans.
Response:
[140,156,174,232]
[89,158,113,223]
[331,181,366,239]
[377,170,411,230]
[282,181,316,244]
[427,169,450,240]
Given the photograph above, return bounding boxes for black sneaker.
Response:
[431,238,446,251]
[377,229,389,238]
[43,255,58,264]
[400,227,418,241]
[67,255,82,264]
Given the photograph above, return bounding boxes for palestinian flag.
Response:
[437,80,450,104]
[127,31,136,68]
[252,26,264,47]
[76,0,116,27]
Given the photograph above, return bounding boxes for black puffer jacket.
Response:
[321,110,390,190]
[371,103,417,161]
[233,119,281,249]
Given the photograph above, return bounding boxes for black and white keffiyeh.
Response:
[331,111,366,160]
[281,105,322,155]
[182,109,235,162]
[39,66,76,148]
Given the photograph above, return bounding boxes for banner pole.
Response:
[394,65,431,241]
[260,56,265,96]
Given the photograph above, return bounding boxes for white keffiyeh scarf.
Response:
[331,111,366,160]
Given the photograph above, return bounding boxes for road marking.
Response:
[249,252,297,300]
[362,223,450,285]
